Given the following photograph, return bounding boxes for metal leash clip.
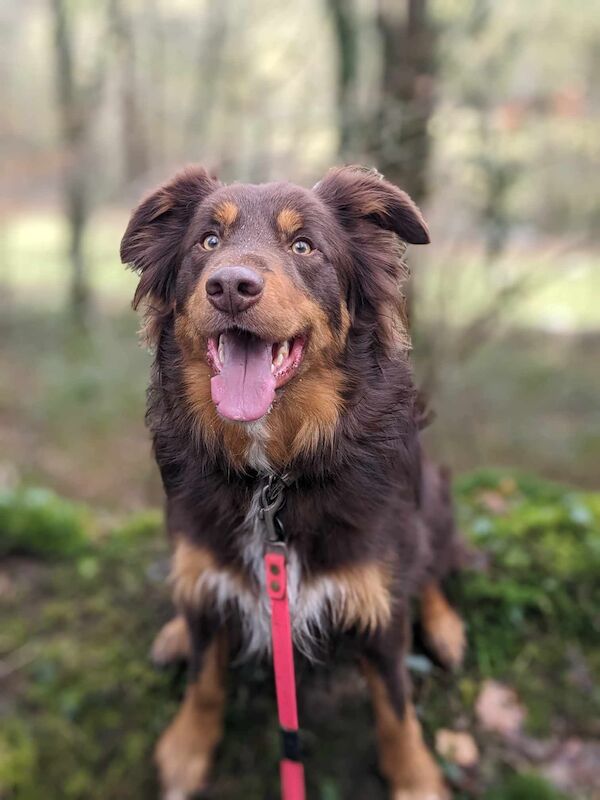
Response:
[258,474,289,544]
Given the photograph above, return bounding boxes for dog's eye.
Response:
[291,238,313,256]
[202,234,220,251]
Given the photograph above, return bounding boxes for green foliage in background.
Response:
[0,470,598,799]
[0,513,175,800]
[457,470,600,663]
[486,772,568,800]
[452,470,600,736]
[0,487,89,559]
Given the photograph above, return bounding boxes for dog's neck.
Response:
[241,420,272,473]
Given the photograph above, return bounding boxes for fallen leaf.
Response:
[475,680,526,736]
[542,738,600,794]
[435,729,479,767]
[478,490,509,514]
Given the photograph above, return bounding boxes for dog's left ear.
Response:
[121,165,220,311]
[313,164,429,244]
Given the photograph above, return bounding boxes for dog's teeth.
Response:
[272,341,289,370]
[271,363,275,374]
[218,336,225,364]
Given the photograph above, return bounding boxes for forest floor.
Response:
[0,471,598,800]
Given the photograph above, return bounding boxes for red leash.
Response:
[265,546,305,799]
[260,477,306,800]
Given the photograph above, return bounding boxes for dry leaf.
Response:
[475,680,526,736]
[478,490,509,514]
[435,729,479,767]
[542,738,600,795]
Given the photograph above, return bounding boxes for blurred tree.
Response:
[50,0,110,329]
[413,0,600,396]
[109,0,150,186]
[431,0,600,245]
[328,0,436,204]
[442,1,523,258]
[372,0,436,203]
[185,1,231,156]
[327,0,436,327]
[328,0,359,161]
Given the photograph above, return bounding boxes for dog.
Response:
[121,164,466,800]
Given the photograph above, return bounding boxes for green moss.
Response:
[111,509,163,542]
[0,720,37,793]
[0,486,90,558]
[487,772,568,800]
[0,526,176,799]
[454,469,600,735]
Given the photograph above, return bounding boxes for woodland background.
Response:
[0,1,599,798]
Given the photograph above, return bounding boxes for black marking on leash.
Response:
[280,728,302,762]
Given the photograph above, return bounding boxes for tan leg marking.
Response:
[151,616,191,666]
[363,663,449,800]
[328,562,392,633]
[156,635,227,798]
[420,582,466,671]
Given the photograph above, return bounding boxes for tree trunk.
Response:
[328,0,360,160]
[66,166,90,326]
[373,0,435,204]
[110,0,150,186]
[185,1,230,154]
[51,0,91,329]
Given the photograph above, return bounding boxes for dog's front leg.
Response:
[362,612,449,800]
[420,581,465,671]
[155,614,227,800]
[151,615,191,666]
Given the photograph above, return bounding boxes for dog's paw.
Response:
[391,766,450,800]
[425,603,466,671]
[391,771,450,800]
[420,584,466,672]
[151,616,191,667]
[163,791,208,800]
[155,717,211,799]
[388,723,451,800]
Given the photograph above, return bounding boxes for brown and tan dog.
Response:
[121,165,466,800]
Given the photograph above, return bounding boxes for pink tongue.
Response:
[211,333,276,422]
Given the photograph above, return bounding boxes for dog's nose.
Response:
[206,266,264,314]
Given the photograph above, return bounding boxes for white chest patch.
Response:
[181,486,343,662]
[235,486,338,660]
[244,420,271,473]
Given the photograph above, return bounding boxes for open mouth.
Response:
[207,330,306,422]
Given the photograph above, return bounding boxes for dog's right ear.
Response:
[120,166,219,310]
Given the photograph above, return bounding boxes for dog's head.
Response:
[121,165,428,463]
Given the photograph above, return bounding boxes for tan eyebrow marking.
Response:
[213,200,239,227]
[277,208,304,237]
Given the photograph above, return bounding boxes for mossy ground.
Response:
[0,471,598,799]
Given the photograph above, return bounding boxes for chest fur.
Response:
[170,502,392,660]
